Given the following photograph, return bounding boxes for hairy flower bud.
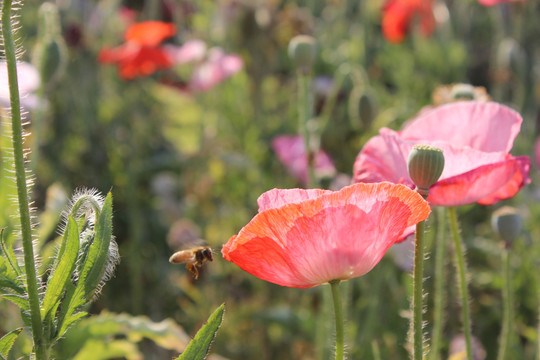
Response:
[407,145,445,197]
[288,35,317,72]
[491,206,522,247]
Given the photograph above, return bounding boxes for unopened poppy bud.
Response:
[288,35,317,72]
[348,88,377,130]
[407,145,445,197]
[491,206,522,247]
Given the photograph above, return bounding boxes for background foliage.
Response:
[1,0,540,359]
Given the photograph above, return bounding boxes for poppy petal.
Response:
[222,183,430,288]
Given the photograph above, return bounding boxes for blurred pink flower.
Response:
[0,61,40,110]
[478,0,526,6]
[165,40,207,64]
[354,101,530,207]
[222,183,431,288]
[164,41,243,92]
[189,47,243,92]
[272,135,336,186]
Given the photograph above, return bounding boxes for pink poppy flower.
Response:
[164,40,207,64]
[353,101,530,207]
[477,0,526,7]
[272,135,336,186]
[222,182,431,288]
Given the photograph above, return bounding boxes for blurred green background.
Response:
[1,0,540,359]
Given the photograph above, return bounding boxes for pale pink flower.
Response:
[354,101,530,207]
[272,135,336,186]
[189,47,243,92]
[0,61,40,110]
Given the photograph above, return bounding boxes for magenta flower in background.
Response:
[478,0,526,6]
[272,135,336,186]
[0,61,40,110]
[354,101,530,207]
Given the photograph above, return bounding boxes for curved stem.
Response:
[430,207,447,360]
[497,248,512,360]
[448,207,473,360]
[1,0,45,358]
[412,219,426,360]
[330,280,344,360]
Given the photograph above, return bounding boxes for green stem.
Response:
[430,207,447,360]
[448,207,473,360]
[330,280,344,360]
[1,1,45,358]
[412,219,426,360]
[297,71,317,188]
[497,247,512,360]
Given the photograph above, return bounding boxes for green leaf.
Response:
[55,312,190,359]
[0,294,29,310]
[41,216,80,319]
[0,229,22,277]
[176,304,225,360]
[0,327,22,358]
[58,192,113,336]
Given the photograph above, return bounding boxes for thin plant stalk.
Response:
[330,280,345,360]
[412,219,426,360]
[537,283,540,360]
[430,206,447,360]
[1,0,45,358]
[448,206,473,360]
[297,71,317,188]
[497,247,513,360]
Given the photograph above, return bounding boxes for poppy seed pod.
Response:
[288,35,317,71]
[407,145,445,197]
[491,206,522,246]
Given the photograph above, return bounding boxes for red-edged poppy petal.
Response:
[125,21,176,46]
[222,183,430,288]
[428,156,530,206]
[400,101,522,153]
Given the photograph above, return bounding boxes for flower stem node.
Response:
[491,206,522,248]
[407,145,445,197]
[288,35,317,73]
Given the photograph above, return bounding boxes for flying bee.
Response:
[169,246,213,279]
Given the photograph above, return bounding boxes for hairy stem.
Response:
[412,219,426,360]
[430,207,447,360]
[330,280,345,360]
[1,0,45,358]
[448,207,473,360]
[497,247,513,360]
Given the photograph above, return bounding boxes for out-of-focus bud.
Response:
[407,145,445,197]
[491,206,522,248]
[348,87,377,130]
[32,2,68,88]
[288,35,317,73]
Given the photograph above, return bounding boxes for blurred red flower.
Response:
[382,0,435,43]
[353,101,530,207]
[271,135,336,186]
[99,21,176,80]
[222,182,430,288]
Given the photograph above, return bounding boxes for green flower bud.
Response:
[288,35,317,72]
[407,145,445,197]
[491,206,522,247]
[348,88,377,130]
